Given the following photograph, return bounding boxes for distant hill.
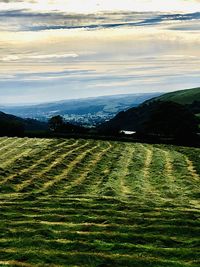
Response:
[99,88,200,136]
[145,87,200,105]
[145,87,200,116]
[0,111,47,136]
[0,93,161,126]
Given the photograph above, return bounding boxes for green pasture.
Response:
[0,137,199,266]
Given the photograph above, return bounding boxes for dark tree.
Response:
[48,115,64,132]
[48,115,87,134]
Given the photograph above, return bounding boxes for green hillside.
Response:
[0,111,47,136]
[0,137,200,267]
[99,88,200,136]
[147,87,200,105]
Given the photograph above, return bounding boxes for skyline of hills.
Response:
[99,87,200,134]
[0,92,161,126]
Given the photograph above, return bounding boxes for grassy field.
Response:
[0,137,199,267]
[148,87,200,105]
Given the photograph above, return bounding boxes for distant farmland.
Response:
[0,137,199,267]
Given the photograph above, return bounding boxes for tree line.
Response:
[0,101,199,146]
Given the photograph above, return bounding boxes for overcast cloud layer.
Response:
[0,0,200,104]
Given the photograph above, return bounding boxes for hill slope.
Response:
[0,137,199,266]
[0,111,47,135]
[99,88,200,135]
[146,87,200,105]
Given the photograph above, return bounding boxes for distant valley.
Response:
[0,93,161,127]
[0,88,199,145]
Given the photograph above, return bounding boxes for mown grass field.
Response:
[0,137,199,267]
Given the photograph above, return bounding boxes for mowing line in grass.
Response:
[1,148,34,170]
[82,143,121,197]
[0,138,31,160]
[14,140,80,192]
[0,261,34,267]
[0,247,195,267]
[61,142,113,194]
[0,138,22,155]
[0,138,199,267]
[185,157,199,181]
[0,139,52,187]
[42,143,100,193]
[147,148,178,201]
[71,142,113,196]
[35,142,92,193]
[0,138,12,148]
[140,145,162,201]
[102,144,135,198]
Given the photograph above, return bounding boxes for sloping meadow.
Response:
[0,137,199,267]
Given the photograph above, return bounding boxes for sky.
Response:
[0,0,200,104]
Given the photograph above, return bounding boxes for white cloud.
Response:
[0,1,199,104]
[1,55,19,61]
[29,53,79,59]
[0,53,79,62]
[0,0,200,13]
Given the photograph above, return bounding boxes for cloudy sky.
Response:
[0,0,200,104]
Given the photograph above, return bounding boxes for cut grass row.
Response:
[0,137,199,266]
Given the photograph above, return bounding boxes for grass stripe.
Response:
[185,157,199,181]
[0,261,34,267]
[0,138,21,155]
[35,142,91,193]
[0,137,199,267]
[0,248,194,267]
[14,140,80,192]
[59,142,113,194]
[0,138,12,148]
[69,142,113,196]
[0,139,52,187]
[89,143,124,197]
